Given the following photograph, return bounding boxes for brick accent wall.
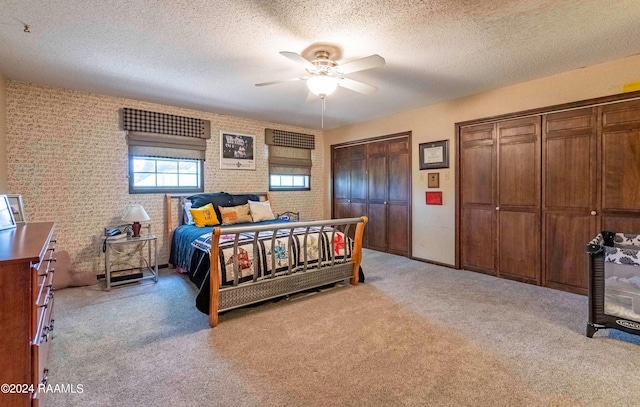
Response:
[6,81,324,274]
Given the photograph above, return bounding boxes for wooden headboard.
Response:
[164,192,270,240]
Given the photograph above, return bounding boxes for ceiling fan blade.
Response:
[280,51,316,70]
[335,54,385,74]
[337,77,378,95]
[255,76,308,87]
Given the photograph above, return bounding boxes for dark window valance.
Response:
[265,128,315,150]
[123,108,211,139]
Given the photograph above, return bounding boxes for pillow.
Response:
[183,202,195,225]
[219,204,253,225]
[248,200,275,222]
[189,203,220,227]
[228,193,261,206]
[187,192,232,222]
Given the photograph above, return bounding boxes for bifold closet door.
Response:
[332,145,368,244]
[367,141,388,252]
[601,100,640,232]
[386,138,410,256]
[542,108,597,295]
[496,117,541,283]
[460,123,497,275]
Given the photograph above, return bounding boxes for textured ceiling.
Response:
[1,0,640,129]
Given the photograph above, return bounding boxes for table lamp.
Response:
[122,204,150,237]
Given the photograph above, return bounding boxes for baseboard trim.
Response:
[410,256,456,269]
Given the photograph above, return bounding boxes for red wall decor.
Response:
[426,191,443,205]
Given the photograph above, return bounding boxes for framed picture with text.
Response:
[220,131,256,170]
[419,140,449,170]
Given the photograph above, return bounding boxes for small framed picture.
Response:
[419,140,449,170]
[0,195,17,230]
[7,194,26,224]
[220,131,256,170]
[427,173,440,188]
[426,191,443,205]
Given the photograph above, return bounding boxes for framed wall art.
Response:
[0,195,17,230]
[427,173,440,188]
[220,131,256,170]
[7,194,26,224]
[419,140,449,170]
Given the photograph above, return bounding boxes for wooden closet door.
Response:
[460,123,496,275]
[497,117,541,283]
[387,138,410,256]
[367,141,388,252]
[349,145,368,246]
[332,147,351,220]
[601,100,640,232]
[542,108,597,294]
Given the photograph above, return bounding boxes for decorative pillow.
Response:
[248,200,275,222]
[183,202,195,225]
[219,204,253,225]
[187,192,232,223]
[189,203,220,227]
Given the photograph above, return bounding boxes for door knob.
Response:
[590,211,597,216]
[496,207,500,211]
[383,201,388,205]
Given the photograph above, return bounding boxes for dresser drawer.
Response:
[34,245,56,276]
[32,292,53,407]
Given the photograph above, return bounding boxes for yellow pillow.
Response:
[189,203,220,227]
[219,204,253,225]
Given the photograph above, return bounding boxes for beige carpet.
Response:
[211,285,577,407]
[46,249,640,406]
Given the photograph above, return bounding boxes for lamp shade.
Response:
[122,204,150,222]
[307,74,338,97]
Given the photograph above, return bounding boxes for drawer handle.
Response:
[41,331,49,342]
[50,239,57,243]
[48,247,55,252]
[46,258,57,263]
[49,319,55,332]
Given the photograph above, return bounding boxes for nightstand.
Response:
[103,226,158,290]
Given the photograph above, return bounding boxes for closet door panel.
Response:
[350,155,368,202]
[367,203,387,251]
[388,150,409,202]
[601,100,640,232]
[388,205,408,255]
[542,108,597,294]
[544,213,593,291]
[368,157,387,202]
[497,117,541,283]
[460,123,496,273]
[461,207,495,274]
[498,211,539,282]
[602,130,640,211]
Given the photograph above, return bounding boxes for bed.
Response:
[166,192,367,327]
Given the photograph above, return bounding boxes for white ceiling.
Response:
[1,0,640,130]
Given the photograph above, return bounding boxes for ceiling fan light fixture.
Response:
[307,75,338,97]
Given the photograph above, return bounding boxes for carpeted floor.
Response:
[47,249,640,406]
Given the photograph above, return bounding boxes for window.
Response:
[269,174,310,191]
[129,156,203,194]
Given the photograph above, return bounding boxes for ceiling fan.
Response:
[255,47,385,99]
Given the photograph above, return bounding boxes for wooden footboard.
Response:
[208,217,368,327]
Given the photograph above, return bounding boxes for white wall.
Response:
[0,72,7,193]
[324,54,640,266]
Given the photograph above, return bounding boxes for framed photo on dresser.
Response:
[0,195,17,230]
[7,194,26,224]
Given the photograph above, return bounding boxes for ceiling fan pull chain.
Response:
[321,97,326,128]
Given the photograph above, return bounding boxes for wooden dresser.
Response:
[0,222,56,407]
